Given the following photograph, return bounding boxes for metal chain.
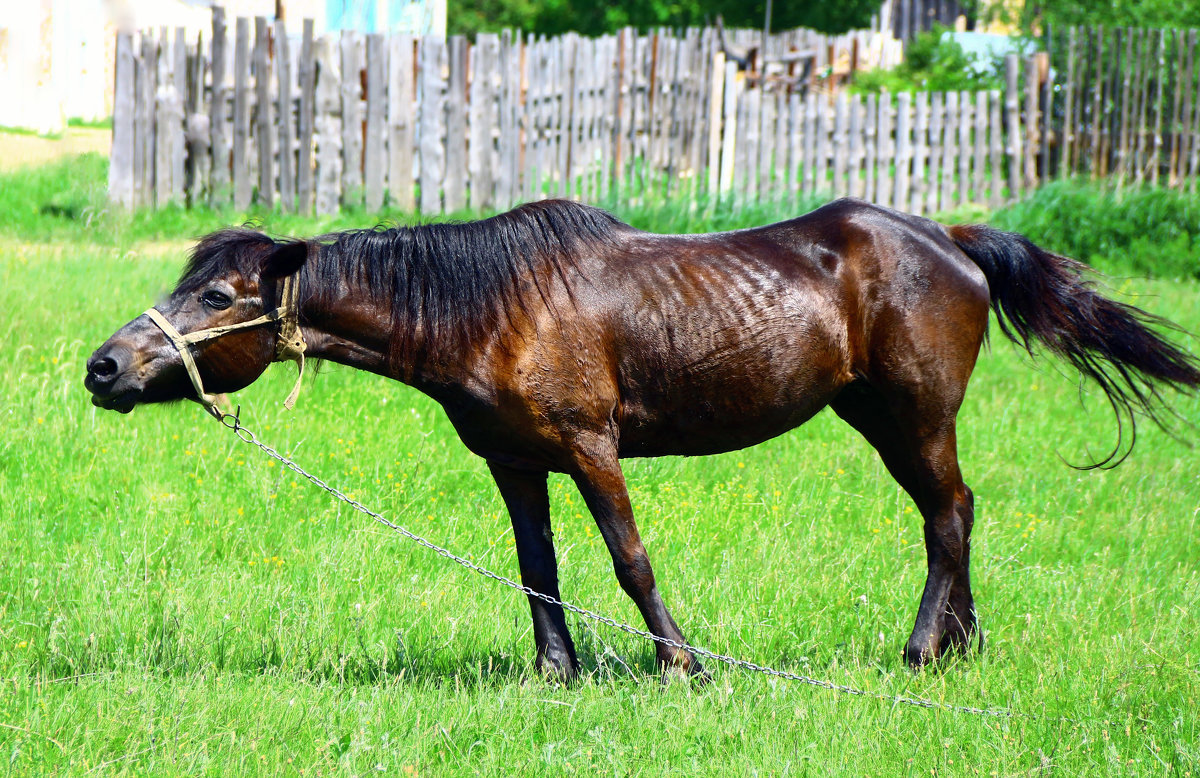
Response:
[218,407,1026,719]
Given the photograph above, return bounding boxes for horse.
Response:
[85,198,1200,681]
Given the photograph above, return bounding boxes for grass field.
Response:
[1,154,1199,775]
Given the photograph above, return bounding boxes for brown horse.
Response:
[85,198,1200,681]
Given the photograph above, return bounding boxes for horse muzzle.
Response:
[85,342,144,413]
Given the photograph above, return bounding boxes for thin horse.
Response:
[85,199,1200,679]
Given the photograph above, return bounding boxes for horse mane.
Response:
[177,201,625,372]
[304,200,624,372]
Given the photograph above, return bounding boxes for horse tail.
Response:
[947,223,1200,468]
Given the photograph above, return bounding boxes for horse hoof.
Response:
[903,642,937,670]
[535,654,579,685]
[659,659,711,686]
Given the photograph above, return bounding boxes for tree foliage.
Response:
[991,0,1200,33]
[449,0,882,38]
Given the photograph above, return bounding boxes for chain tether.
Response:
[217,406,1038,720]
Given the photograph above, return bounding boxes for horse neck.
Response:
[294,271,469,392]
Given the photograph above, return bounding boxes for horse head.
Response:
[84,229,307,415]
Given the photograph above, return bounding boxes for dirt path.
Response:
[0,127,110,172]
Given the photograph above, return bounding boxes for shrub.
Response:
[989,181,1200,280]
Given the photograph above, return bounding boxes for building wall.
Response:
[0,0,445,133]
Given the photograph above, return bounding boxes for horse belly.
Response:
[615,309,849,457]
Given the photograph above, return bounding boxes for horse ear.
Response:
[263,240,308,279]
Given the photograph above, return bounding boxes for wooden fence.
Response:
[107,13,1200,218]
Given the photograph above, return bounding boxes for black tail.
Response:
[948,223,1200,468]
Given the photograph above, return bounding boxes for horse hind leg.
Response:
[830,382,979,667]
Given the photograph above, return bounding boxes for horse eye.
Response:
[201,290,233,310]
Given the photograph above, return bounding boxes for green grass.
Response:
[1,156,1199,775]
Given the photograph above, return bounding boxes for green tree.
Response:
[449,0,884,37]
[994,0,1200,32]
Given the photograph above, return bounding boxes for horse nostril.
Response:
[91,356,119,378]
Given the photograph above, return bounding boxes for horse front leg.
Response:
[488,462,580,682]
[567,441,708,682]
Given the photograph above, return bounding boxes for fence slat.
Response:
[277,19,295,213]
[110,33,135,208]
[364,33,387,212]
[254,17,274,209]
[419,37,447,214]
[232,18,251,209]
[388,34,415,213]
[313,35,342,216]
[297,19,316,213]
[209,8,229,206]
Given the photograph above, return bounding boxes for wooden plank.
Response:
[846,94,863,199]
[1060,26,1077,178]
[718,60,738,198]
[863,94,876,202]
[363,33,387,212]
[1115,28,1133,182]
[185,31,209,207]
[940,91,956,211]
[877,92,893,208]
[1004,54,1023,200]
[958,90,971,206]
[340,32,364,207]
[296,19,316,214]
[171,28,187,205]
[599,34,619,202]
[988,89,1003,209]
[443,35,467,212]
[757,87,775,198]
[1089,27,1105,177]
[155,28,173,209]
[109,33,136,208]
[208,7,229,207]
[254,17,274,209]
[773,90,788,202]
[973,90,987,201]
[495,29,518,209]
[1040,32,1053,184]
[1168,29,1184,186]
[894,91,911,212]
[787,92,802,204]
[911,91,928,215]
[565,35,581,198]
[1150,29,1166,186]
[817,94,833,198]
[134,33,153,208]
[832,92,849,198]
[1183,30,1198,186]
[313,35,342,216]
[801,92,816,197]
[927,92,943,213]
[277,20,295,212]
[469,33,497,212]
[419,36,447,214]
[388,34,415,213]
[706,50,725,197]
[232,17,251,210]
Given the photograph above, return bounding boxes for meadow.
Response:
[1,153,1198,775]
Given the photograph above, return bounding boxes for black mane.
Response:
[181,200,626,372]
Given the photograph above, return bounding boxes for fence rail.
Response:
[108,13,1200,218]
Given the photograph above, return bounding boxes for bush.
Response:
[852,26,1001,94]
[989,181,1200,280]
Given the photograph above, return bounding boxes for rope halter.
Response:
[144,274,307,418]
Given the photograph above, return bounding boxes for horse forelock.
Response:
[177,228,278,293]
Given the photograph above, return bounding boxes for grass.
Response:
[1,156,1199,775]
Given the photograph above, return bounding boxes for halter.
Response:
[144,274,307,419]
